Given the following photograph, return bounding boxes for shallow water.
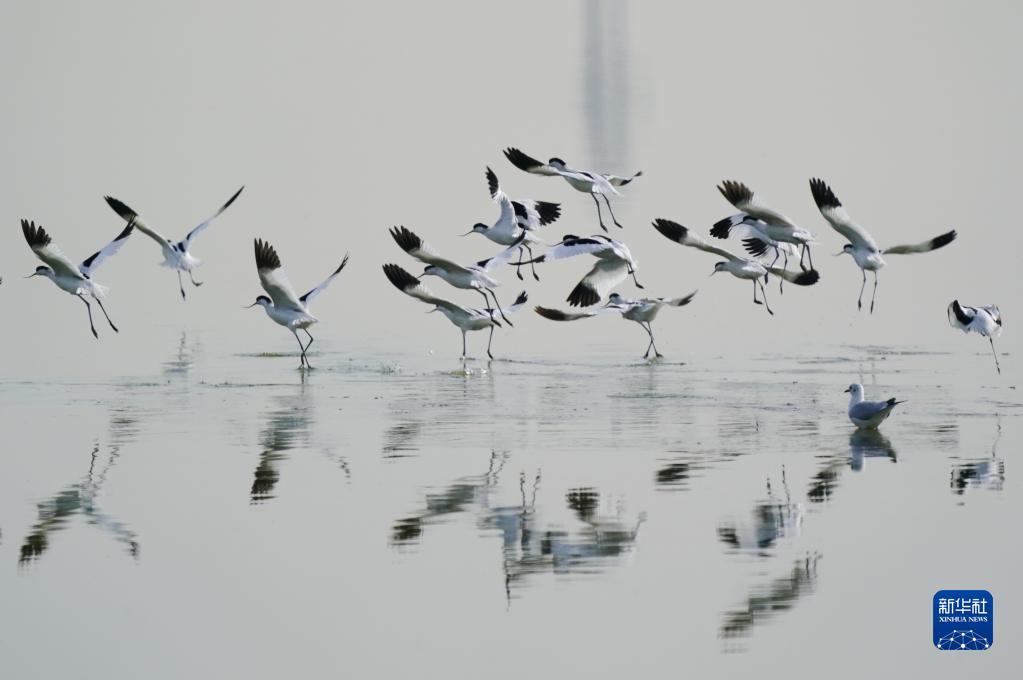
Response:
[0,336,1018,677]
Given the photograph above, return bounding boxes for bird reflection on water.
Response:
[951,419,1005,496]
[250,378,313,504]
[720,553,821,646]
[718,472,803,557]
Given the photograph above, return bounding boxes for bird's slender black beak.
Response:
[843,387,851,393]
[244,302,259,308]
[459,230,474,237]
[24,272,39,278]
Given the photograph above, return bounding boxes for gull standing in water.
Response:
[652,219,818,315]
[503,147,641,231]
[21,218,134,338]
[520,234,644,307]
[715,181,816,270]
[535,290,697,359]
[809,178,956,313]
[464,167,561,281]
[104,186,244,300]
[389,225,524,325]
[844,383,904,430]
[948,300,1003,374]
[382,263,527,360]
[246,239,349,369]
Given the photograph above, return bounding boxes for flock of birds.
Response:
[13,146,1006,427]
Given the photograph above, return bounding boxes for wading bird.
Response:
[21,218,134,338]
[844,383,904,430]
[383,263,527,360]
[463,167,560,281]
[246,239,349,369]
[503,147,641,231]
[809,178,956,313]
[104,186,244,300]
[389,225,524,325]
[652,219,818,315]
[521,234,643,307]
[948,300,1003,374]
[535,290,697,359]
[714,180,815,270]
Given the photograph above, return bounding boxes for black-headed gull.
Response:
[844,383,904,429]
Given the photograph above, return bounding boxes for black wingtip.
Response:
[809,178,841,210]
[254,238,281,270]
[742,237,770,258]
[114,217,136,241]
[652,218,688,243]
[512,291,528,306]
[222,185,245,211]
[710,215,737,239]
[930,230,957,250]
[485,167,498,198]
[792,269,820,286]
[717,180,753,207]
[21,219,51,247]
[389,225,421,254]
[333,253,350,276]
[383,263,418,292]
[535,201,561,225]
[567,282,600,308]
[950,299,972,326]
[104,196,137,220]
[503,147,543,172]
[535,306,570,321]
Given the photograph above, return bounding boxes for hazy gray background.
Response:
[0,2,1020,678]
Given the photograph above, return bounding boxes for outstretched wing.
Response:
[254,239,304,312]
[531,235,614,263]
[300,253,349,305]
[717,180,797,229]
[513,200,561,230]
[80,218,135,277]
[808,178,879,250]
[476,235,528,272]
[604,170,643,187]
[104,196,171,248]
[179,185,245,249]
[882,230,957,255]
[568,258,629,307]
[389,226,463,272]
[535,305,620,321]
[21,220,81,278]
[660,290,698,307]
[765,267,820,286]
[382,263,466,314]
[503,147,560,176]
[652,219,741,261]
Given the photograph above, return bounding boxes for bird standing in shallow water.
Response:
[21,218,134,338]
[948,300,1003,374]
[246,239,349,369]
[104,186,244,300]
[844,383,904,430]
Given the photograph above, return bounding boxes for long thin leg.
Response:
[592,193,608,232]
[645,322,662,358]
[804,245,815,271]
[93,297,119,332]
[78,294,98,339]
[989,338,1002,375]
[798,244,809,271]
[486,288,512,326]
[629,269,645,289]
[759,279,774,315]
[461,330,468,360]
[188,271,203,287]
[303,329,315,369]
[177,271,186,300]
[869,271,879,314]
[601,193,623,229]
[513,246,525,280]
[639,322,654,358]
[487,325,495,360]
[525,244,540,281]
[752,279,762,306]
[292,330,307,368]
[857,269,867,310]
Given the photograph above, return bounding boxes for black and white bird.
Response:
[844,383,904,430]
[464,167,560,281]
[382,263,527,360]
[809,178,957,313]
[714,181,816,270]
[390,225,527,325]
[503,147,641,231]
[520,234,643,307]
[246,239,349,369]
[22,218,134,338]
[535,290,697,359]
[948,300,1003,374]
[652,219,818,315]
[710,213,801,290]
[104,186,244,300]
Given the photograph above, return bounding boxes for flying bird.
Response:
[464,167,560,281]
[715,181,816,270]
[844,383,904,430]
[389,225,524,325]
[809,178,956,313]
[503,147,641,231]
[521,234,643,307]
[948,300,1003,374]
[104,186,244,300]
[21,218,134,338]
[382,263,527,360]
[652,219,818,315]
[246,239,348,369]
[535,290,697,359]
[710,213,801,291]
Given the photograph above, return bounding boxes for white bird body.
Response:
[809,178,956,312]
[948,300,1003,373]
[21,219,134,338]
[845,383,903,429]
[526,234,643,307]
[248,238,348,368]
[716,181,816,270]
[104,186,244,299]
